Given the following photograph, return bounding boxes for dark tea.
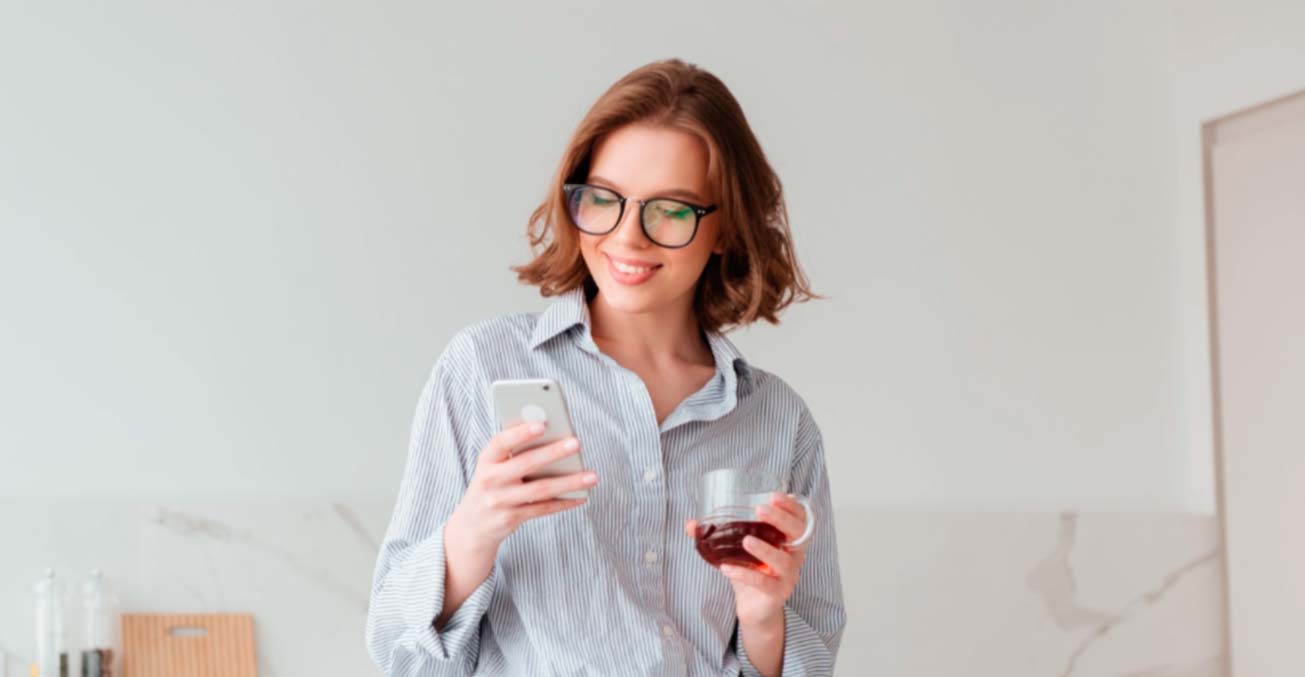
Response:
[694,520,786,569]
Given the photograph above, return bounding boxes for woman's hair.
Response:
[512,58,818,334]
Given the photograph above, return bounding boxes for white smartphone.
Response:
[490,378,587,500]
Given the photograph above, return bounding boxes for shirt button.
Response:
[662,624,674,637]
[645,550,658,563]
[643,467,657,483]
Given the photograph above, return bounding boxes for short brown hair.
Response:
[512,58,818,334]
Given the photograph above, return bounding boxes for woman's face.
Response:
[576,123,722,318]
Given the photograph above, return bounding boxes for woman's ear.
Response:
[706,215,725,255]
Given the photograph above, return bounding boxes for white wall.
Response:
[2,0,1302,512]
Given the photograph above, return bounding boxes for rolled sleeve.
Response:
[738,403,847,676]
[365,336,494,676]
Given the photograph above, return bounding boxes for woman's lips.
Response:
[605,253,662,285]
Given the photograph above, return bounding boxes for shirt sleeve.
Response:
[365,338,496,676]
[737,402,848,677]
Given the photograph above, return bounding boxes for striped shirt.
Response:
[365,286,846,676]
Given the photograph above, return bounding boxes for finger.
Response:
[742,535,795,575]
[501,470,598,504]
[684,519,698,539]
[498,436,580,480]
[482,422,548,463]
[720,564,783,593]
[755,502,806,544]
[515,497,586,521]
[770,493,807,521]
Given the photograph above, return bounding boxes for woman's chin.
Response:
[596,285,648,307]
[594,280,666,313]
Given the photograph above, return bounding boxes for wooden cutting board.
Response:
[122,613,257,677]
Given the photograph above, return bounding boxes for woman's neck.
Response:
[587,288,714,367]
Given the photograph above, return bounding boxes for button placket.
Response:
[620,372,666,611]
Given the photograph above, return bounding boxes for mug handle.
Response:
[785,495,816,548]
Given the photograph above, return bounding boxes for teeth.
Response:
[613,260,654,275]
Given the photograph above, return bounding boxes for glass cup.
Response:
[693,467,815,570]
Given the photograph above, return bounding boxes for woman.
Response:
[366,58,846,676]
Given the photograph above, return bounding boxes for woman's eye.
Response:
[662,206,692,220]
[591,195,616,206]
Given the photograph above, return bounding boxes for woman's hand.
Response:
[683,492,809,629]
[449,421,598,556]
[438,422,597,628]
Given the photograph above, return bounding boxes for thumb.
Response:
[684,519,698,538]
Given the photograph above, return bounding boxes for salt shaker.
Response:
[79,569,119,677]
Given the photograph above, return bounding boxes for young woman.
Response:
[366,58,846,677]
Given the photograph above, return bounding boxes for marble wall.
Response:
[834,511,1225,676]
[0,500,1225,676]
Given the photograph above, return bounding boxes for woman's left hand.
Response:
[683,492,808,629]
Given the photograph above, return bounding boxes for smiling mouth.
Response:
[611,259,659,274]
[603,253,663,284]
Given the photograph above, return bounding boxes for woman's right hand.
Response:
[447,421,597,557]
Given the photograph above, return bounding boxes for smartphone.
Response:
[490,378,587,499]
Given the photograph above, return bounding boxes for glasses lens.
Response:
[566,185,621,234]
[642,199,697,247]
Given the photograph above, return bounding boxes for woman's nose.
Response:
[611,202,652,247]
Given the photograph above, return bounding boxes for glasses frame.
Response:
[562,182,719,249]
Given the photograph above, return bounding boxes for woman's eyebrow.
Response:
[588,175,706,203]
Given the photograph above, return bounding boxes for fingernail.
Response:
[755,504,770,516]
[720,565,736,575]
[564,438,579,451]
[582,472,598,485]
[529,423,546,434]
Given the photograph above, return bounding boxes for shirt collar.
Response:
[528,286,590,350]
[528,286,751,392]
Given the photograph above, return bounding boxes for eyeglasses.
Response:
[562,182,718,249]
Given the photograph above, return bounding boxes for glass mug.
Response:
[693,467,816,570]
